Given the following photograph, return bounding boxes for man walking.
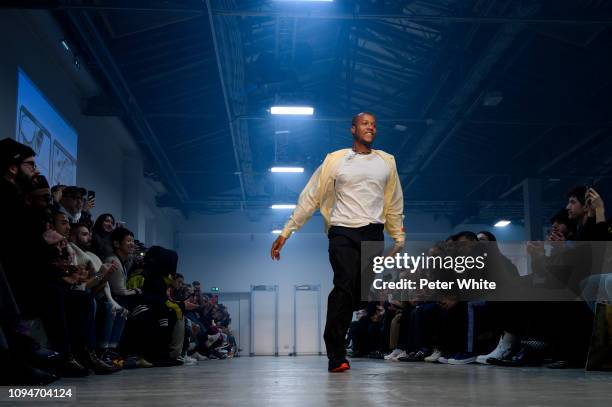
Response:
[270,112,405,372]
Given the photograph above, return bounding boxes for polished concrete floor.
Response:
[18,356,612,406]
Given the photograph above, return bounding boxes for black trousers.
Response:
[324,224,384,359]
[35,283,92,357]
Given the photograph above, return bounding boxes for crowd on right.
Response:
[348,186,612,368]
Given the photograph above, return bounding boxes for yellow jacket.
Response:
[281,148,405,248]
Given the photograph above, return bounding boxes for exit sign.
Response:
[211,287,220,292]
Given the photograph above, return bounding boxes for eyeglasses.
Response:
[21,160,37,169]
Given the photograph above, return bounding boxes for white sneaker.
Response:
[475,333,515,364]
[177,356,197,366]
[384,349,403,360]
[192,352,208,361]
[438,354,450,364]
[389,350,408,362]
[424,348,442,363]
[205,333,221,348]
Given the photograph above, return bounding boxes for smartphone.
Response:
[87,190,96,201]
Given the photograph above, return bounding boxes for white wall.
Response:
[0,10,177,248]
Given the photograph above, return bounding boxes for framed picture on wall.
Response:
[51,140,76,186]
[17,106,51,178]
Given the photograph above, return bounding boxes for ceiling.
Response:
[10,0,612,226]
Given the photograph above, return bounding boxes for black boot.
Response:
[55,355,90,378]
[1,350,58,386]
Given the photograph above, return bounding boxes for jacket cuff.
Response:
[393,240,405,250]
[280,228,293,239]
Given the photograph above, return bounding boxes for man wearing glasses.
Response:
[58,185,88,224]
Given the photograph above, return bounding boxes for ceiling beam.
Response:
[1,0,205,12]
[205,0,258,208]
[498,128,609,199]
[210,9,612,26]
[66,9,190,203]
[399,2,541,189]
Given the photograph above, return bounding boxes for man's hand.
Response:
[271,235,287,260]
[548,230,566,241]
[84,197,96,212]
[586,187,605,222]
[385,243,404,258]
[100,262,118,276]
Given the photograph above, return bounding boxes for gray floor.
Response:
[13,356,612,406]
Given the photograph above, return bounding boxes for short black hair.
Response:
[567,185,587,206]
[110,227,134,247]
[451,231,478,241]
[69,222,90,236]
[351,112,376,126]
[550,208,572,226]
[193,281,201,286]
[175,273,184,280]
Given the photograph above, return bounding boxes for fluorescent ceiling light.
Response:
[275,0,333,2]
[271,204,296,209]
[275,130,290,135]
[271,229,283,234]
[270,167,304,173]
[494,220,511,228]
[60,40,70,51]
[270,106,314,115]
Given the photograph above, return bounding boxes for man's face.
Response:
[53,213,71,237]
[12,156,39,188]
[61,192,84,214]
[72,226,92,250]
[566,196,586,219]
[193,283,201,293]
[351,114,377,146]
[19,157,39,181]
[173,277,184,289]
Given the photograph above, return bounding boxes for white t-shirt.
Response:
[329,151,390,228]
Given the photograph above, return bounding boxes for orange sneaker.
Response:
[328,358,351,372]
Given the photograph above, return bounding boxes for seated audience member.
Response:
[0,138,60,385]
[139,246,185,366]
[475,230,526,365]
[57,185,92,226]
[38,229,118,376]
[52,210,71,238]
[349,302,385,358]
[91,213,116,260]
[567,186,610,241]
[488,207,593,368]
[105,227,154,368]
[68,224,125,366]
